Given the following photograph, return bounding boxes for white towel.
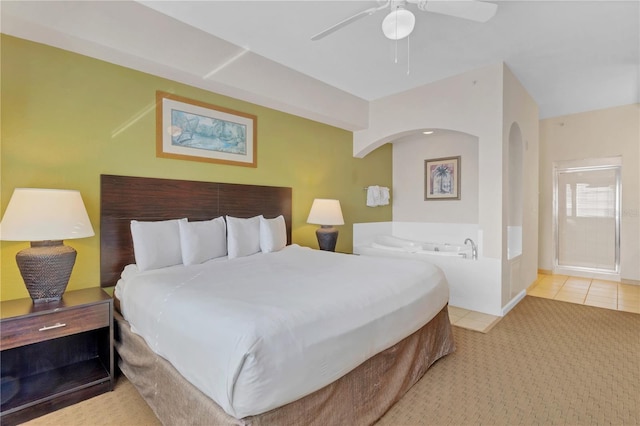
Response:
[367,185,380,207]
[379,187,390,205]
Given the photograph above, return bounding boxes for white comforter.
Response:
[115,245,449,418]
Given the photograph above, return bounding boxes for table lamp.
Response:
[0,188,95,303]
[307,199,344,252]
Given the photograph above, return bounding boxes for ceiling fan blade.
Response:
[420,0,497,23]
[311,1,390,41]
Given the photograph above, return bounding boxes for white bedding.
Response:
[115,244,449,419]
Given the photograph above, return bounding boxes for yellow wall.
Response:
[0,35,392,301]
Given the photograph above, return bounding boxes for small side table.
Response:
[0,288,114,425]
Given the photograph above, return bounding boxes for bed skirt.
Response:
[115,305,455,426]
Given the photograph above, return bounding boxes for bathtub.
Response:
[370,235,472,258]
[353,224,502,316]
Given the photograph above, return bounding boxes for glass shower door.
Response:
[555,165,620,274]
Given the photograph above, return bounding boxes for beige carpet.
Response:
[24,296,639,425]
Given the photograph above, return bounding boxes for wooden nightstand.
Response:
[0,288,114,425]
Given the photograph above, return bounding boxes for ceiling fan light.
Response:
[381,8,415,40]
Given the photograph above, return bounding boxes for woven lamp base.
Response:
[316,226,339,252]
[16,240,77,303]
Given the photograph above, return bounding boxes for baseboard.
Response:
[502,290,526,316]
[621,278,640,286]
[537,269,552,275]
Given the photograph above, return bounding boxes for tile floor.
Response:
[527,274,640,314]
[448,306,501,333]
[448,274,640,333]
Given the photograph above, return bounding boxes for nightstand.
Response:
[0,288,113,425]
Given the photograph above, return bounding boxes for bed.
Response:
[101,174,455,425]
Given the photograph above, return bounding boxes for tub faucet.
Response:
[464,238,478,260]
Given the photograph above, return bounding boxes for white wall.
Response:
[502,66,540,303]
[354,63,505,261]
[353,63,539,315]
[392,130,479,224]
[539,104,640,282]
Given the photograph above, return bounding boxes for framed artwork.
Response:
[425,156,461,200]
[156,91,257,167]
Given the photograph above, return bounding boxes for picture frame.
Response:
[156,91,257,167]
[425,156,461,200]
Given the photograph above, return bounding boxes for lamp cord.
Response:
[393,33,411,75]
[391,5,410,75]
[407,35,410,75]
[394,39,398,64]
[394,6,399,63]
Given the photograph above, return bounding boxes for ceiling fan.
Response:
[311,0,498,41]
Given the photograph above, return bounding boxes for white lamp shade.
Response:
[382,8,416,40]
[0,188,95,241]
[307,199,345,226]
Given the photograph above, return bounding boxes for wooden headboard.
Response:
[100,175,292,287]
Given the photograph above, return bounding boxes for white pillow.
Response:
[130,218,186,271]
[260,215,287,253]
[178,217,227,265]
[226,215,262,259]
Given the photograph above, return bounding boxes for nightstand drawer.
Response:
[0,303,109,351]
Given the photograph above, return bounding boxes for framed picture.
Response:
[156,91,257,167]
[425,156,461,200]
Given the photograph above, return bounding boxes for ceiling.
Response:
[139,0,639,119]
[2,0,638,123]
